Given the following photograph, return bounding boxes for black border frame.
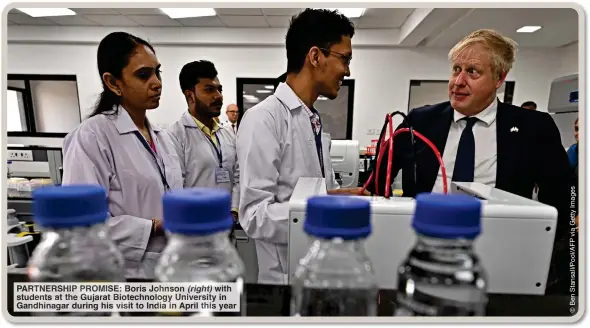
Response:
[6,86,33,133]
[7,74,82,138]
[236,77,355,140]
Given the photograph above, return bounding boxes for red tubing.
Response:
[360,116,448,196]
[385,114,394,197]
[391,128,448,195]
[374,114,390,196]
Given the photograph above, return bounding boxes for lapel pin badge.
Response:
[510,127,519,132]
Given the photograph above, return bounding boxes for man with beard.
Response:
[165,60,240,227]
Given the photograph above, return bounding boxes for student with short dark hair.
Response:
[236,8,362,284]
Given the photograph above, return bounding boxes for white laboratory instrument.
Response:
[7,209,33,269]
[548,73,578,149]
[329,140,360,188]
[288,178,558,295]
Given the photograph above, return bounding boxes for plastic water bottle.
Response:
[154,188,246,316]
[395,193,488,316]
[27,185,125,316]
[291,196,378,316]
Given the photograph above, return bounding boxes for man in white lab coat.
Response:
[165,60,240,225]
[237,9,364,285]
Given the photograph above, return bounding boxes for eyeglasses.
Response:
[318,48,352,67]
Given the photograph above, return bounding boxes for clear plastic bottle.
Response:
[395,193,488,316]
[154,188,246,317]
[291,196,378,316]
[27,184,125,316]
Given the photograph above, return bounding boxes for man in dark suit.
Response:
[368,29,573,294]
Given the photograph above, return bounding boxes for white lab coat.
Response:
[236,82,340,285]
[164,111,240,209]
[61,106,183,279]
[220,120,238,134]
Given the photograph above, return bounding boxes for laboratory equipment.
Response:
[548,74,579,149]
[7,145,63,221]
[234,229,259,283]
[288,178,558,295]
[7,209,33,269]
[290,195,378,316]
[155,188,246,316]
[329,140,360,188]
[7,146,63,183]
[395,193,488,316]
[27,184,125,316]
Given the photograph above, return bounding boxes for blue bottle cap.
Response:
[162,188,233,235]
[32,184,108,228]
[412,193,482,239]
[304,196,372,240]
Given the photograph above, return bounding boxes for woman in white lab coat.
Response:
[61,32,183,279]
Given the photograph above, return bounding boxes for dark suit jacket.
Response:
[367,100,574,292]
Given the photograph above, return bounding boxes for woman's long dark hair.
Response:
[90,32,155,118]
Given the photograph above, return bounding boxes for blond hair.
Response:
[449,29,518,77]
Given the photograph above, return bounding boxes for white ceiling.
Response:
[7,7,579,48]
[424,8,579,48]
[7,8,414,29]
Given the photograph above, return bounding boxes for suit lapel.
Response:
[410,104,453,194]
[434,105,454,157]
[425,105,454,189]
[495,102,511,189]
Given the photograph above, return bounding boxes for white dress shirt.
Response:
[220,120,237,134]
[432,98,498,193]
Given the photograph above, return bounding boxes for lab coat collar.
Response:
[114,105,161,134]
[274,82,303,111]
[453,97,498,127]
[181,111,199,128]
[150,120,162,132]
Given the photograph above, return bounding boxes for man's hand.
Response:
[231,211,239,223]
[153,218,163,230]
[152,218,165,237]
[328,187,371,196]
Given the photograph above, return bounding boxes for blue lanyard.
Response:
[133,131,170,191]
[202,131,223,168]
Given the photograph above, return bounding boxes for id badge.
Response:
[215,167,231,184]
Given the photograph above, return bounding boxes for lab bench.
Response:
[6,272,576,317]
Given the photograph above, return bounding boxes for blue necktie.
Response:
[452,117,479,182]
